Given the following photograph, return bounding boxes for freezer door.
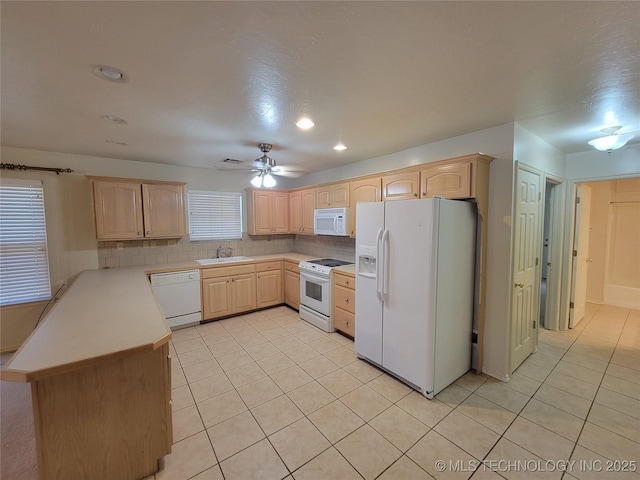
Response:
[382,199,438,393]
[355,201,384,365]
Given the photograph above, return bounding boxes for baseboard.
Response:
[604,284,640,309]
[481,367,510,382]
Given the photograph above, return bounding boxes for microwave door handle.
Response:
[333,216,338,233]
[375,227,384,299]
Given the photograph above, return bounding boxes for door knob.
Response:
[586,258,593,263]
[514,282,524,288]
[547,262,551,267]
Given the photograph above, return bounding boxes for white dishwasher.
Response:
[150,270,201,330]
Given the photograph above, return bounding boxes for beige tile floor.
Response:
[151,303,640,480]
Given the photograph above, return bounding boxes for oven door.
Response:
[299,270,331,316]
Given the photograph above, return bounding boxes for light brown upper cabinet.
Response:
[289,188,315,234]
[420,161,472,199]
[382,171,420,201]
[349,177,382,237]
[246,189,289,235]
[89,177,185,240]
[316,182,349,208]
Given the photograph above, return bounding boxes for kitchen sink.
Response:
[195,256,253,265]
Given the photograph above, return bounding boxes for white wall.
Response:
[483,124,566,380]
[290,123,516,187]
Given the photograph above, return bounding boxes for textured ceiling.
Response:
[1,1,639,176]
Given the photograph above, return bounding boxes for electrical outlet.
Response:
[167,239,177,247]
[116,242,124,251]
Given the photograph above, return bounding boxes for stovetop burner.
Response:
[308,258,353,268]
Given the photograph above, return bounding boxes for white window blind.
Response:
[0,178,52,306]
[187,190,242,241]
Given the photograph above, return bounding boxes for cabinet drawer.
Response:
[334,285,355,313]
[256,261,283,273]
[202,264,256,279]
[284,261,300,274]
[333,273,355,289]
[333,307,355,337]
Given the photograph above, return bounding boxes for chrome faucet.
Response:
[217,245,234,258]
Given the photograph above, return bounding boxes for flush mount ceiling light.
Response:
[101,115,128,124]
[588,126,634,152]
[333,143,347,151]
[296,117,315,130]
[92,65,129,83]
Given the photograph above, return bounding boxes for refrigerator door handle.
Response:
[376,227,384,299]
[382,228,390,301]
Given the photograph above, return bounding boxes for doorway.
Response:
[563,176,640,330]
[539,177,564,330]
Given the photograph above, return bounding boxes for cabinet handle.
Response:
[423,192,427,196]
[345,320,349,327]
[413,193,418,197]
[137,231,142,236]
[345,298,349,303]
[345,280,350,286]
[514,282,524,288]
[147,231,151,235]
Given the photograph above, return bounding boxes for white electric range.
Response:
[298,258,354,332]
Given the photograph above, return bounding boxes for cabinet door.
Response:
[93,181,144,240]
[333,308,355,337]
[231,274,256,314]
[331,183,350,207]
[316,187,331,209]
[284,270,300,309]
[317,183,349,208]
[382,171,420,201]
[256,270,283,308]
[301,189,316,234]
[272,192,289,233]
[142,184,186,238]
[202,277,231,319]
[289,191,303,233]
[420,162,472,199]
[253,191,274,234]
[349,178,381,237]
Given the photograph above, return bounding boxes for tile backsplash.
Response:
[292,234,355,262]
[97,233,355,268]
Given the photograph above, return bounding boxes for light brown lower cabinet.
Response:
[30,343,172,479]
[256,261,283,308]
[202,265,256,320]
[332,271,355,337]
[284,261,300,310]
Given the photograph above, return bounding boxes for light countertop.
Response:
[0,252,320,382]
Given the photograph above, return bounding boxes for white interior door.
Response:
[570,184,592,327]
[510,166,542,373]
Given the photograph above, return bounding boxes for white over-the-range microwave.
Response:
[314,208,349,236]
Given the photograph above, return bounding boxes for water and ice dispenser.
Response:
[357,245,377,277]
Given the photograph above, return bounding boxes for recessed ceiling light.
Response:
[333,143,347,151]
[92,65,128,83]
[296,117,315,130]
[105,140,128,146]
[101,115,128,124]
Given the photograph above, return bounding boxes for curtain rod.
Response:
[0,163,74,175]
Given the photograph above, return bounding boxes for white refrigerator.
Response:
[355,198,476,398]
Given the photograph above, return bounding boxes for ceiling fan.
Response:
[218,143,306,187]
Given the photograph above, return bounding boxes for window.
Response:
[0,178,52,306]
[187,190,242,241]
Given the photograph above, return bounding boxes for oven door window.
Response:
[305,279,323,302]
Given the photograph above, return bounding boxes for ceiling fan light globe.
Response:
[263,174,276,188]
[588,133,634,151]
[250,174,263,188]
